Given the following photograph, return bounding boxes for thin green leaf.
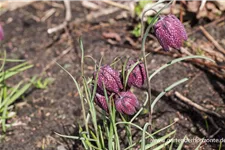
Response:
[177,136,187,150]
[0,50,6,72]
[195,138,204,150]
[145,130,176,149]
[149,55,215,81]
[0,63,33,82]
[6,77,36,107]
[152,121,177,136]
[151,78,189,112]
[152,138,174,150]
[55,131,96,142]
[0,81,23,110]
[116,121,154,139]
[98,125,105,148]
[169,137,175,150]
[141,123,150,150]
[0,58,25,62]
[2,103,8,132]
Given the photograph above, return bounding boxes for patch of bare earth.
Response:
[0,1,225,150]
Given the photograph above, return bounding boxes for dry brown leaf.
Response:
[102,32,121,42]
[1,1,32,11]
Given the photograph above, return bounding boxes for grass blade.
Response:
[151,78,189,112]
[149,55,215,81]
[176,136,187,150]
[145,130,176,149]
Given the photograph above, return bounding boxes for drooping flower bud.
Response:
[94,92,108,112]
[0,24,4,41]
[154,14,187,51]
[94,65,123,94]
[127,60,146,88]
[115,91,140,115]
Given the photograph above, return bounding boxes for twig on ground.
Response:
[47,0,71,34]
[180,47,193,56]
[102,0,130,11]
[86,7,120,21]
[64,0,71,22]
[11,121,27,127]
[174,91,224,139]
[42,47,72,73]
[207,116,219,130]
[199,26,225,55]
[1,1,32,12]
[199,0,207,10]
[192,46,225,62]
[67,2,124,25]
[209,128,221,138]
[45,1,64,9]
[204,99,225,108]
[174,91,224,119]
[47,22,67,34]
[207,116,223,139]
[188,16,225,36]
[196,123,208,137]
[82,1,99,10]
[148,47,225,80]
[41,8,56,22]
[21,9,41,22]
[185,72,203,88]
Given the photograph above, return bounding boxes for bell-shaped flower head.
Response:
[126,60,146,88]
[94,92,108,112]
[115,91,140,115]
[94,65,123,94]
[154,14,187,51]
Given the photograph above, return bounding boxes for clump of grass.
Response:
[56,41,212,149]
[0,51,52,133]
[56,0,214,149]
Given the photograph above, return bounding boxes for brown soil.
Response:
[0,1,225,150]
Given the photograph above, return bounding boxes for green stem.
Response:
[79,38,92,148]
[141,42,152,133]
[140,0,174,134]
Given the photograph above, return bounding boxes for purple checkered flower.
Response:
[0,24,4,41]
[94,92,108,112]
[154,14,187,51]
[94,65,123,94]
[127,60,146,88]
[115,91,140,115]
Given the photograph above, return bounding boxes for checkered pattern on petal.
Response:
[154,15,187,51]
[127,60,146,88]
[115,91,140,115]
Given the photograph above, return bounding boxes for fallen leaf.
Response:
[102,32,121,42]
